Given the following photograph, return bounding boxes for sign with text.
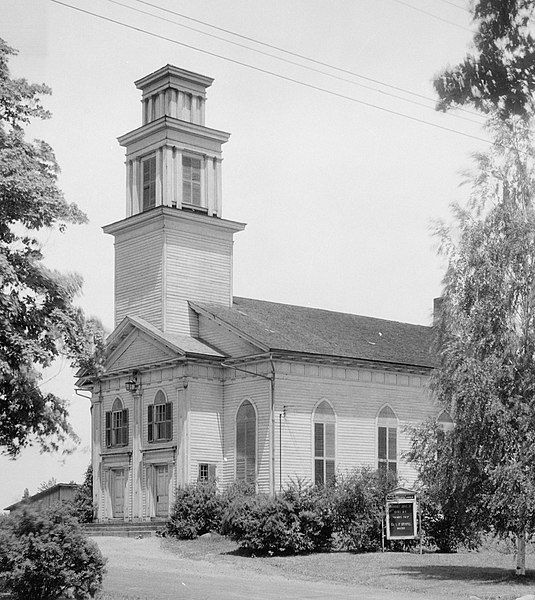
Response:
[386,488,418,540]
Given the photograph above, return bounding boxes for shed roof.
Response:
[192,297,435,368]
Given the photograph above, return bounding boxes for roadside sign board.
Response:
[385,487,418,540]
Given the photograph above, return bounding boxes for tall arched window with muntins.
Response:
[148,390,172,443]
[105,398,129,448]
[314,401,335,487]
[236,401,256,483]
[377,405,397,474]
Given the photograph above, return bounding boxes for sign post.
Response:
[385,487,420,551]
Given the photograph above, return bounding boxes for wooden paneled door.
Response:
[154,465,169,517]
[111,468,125,519]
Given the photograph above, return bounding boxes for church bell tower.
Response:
[103,65,245,337]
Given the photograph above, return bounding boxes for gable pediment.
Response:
[105,328,181,373]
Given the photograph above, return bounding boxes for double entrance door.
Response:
[154,464,169,517]
[110,468,125,519]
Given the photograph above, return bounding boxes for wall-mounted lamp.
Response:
[125,370,139,393]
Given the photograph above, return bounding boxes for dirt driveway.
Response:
[93,536,445,600]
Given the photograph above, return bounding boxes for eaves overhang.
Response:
[117,116,230,148]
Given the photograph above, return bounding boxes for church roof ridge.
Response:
[192,296,436,368]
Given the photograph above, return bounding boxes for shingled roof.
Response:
[192,297,436,368]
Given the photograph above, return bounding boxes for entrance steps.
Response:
[84,519,166,538]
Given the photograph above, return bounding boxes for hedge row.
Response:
[166,468,394,555]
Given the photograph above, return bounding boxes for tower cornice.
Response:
[103,205,245,237]
[118,116,230,149]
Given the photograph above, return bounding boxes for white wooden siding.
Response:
[271,362,434,490]
[187,380,224,483]
[107,330,176,372]
[115,231,164,328]
[198,315,260,357]
[164,227,233,336]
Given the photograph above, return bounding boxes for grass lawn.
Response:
[157,535,535,600]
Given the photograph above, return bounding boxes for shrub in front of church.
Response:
[0,504,106,600]
[166,482,223,538]
[220,484,334,555]
[332,467,394,552]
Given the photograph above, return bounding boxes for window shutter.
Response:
[148,404,154,443]
[166,402,173,440]
[208,464,216,482]
[314,422,324,457]
[325,423,335,458]
[314,459,324,487]
[122,409,129,446]
[378,426,387,460]
[326,459,335,486]
[388,427,397,460]
[105,411,111,448]
[236,420,246,481]
[192,182,201,206]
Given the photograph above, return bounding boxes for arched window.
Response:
[437,410,454,433]
[436,410,454,450]
[105,398,128,448]
[148,390,172,443]
[236,400,256,483]
[377,405,397,474]
[314,401,335,487]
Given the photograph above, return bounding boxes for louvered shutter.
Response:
[165,402,173,440]
[325,423,335,457]
[245,421,256,483]
[314,423,324,457]
[388,427,397,461]
[314,459,324,487]
[148,404,154,443]
[236,420,246,481]
[122,409,129,446]
[208,464,216,482]
[378,427,387,460]
[191,158,201,206]
[105,411,111,448]
[325,460,335,486]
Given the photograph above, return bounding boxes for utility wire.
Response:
[50,0,490,146]
[435,0,470,13]
[106,0,483,125]
[131,0,481,119]
[389,0,473,32]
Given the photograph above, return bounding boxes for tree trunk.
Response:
[515,528,526,576]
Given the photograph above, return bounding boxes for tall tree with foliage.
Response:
[435,0,535,119]
[408,1,535,574]
[0,38,102,457]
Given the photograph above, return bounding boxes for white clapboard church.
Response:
[78,65,443,522]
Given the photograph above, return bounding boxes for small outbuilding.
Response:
[4,483,78,513]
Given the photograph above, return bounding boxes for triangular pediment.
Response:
[105,327,180,373]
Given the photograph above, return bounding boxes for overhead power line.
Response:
[105,0,483,125]
[435,0,470,13]
[50,0,490,147]
[389,0,473,32]
[131,0,481,120]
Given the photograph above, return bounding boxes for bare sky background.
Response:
[1,0,483,509]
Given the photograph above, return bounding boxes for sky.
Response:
[1,0,485,509]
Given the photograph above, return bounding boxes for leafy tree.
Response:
[0,504,106,600]
[410,117,535,571]
[0,38,102,456]
[435,0,535,118]
[37,477,58,493]
[70,464,95,523]
[408,0,535,574]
